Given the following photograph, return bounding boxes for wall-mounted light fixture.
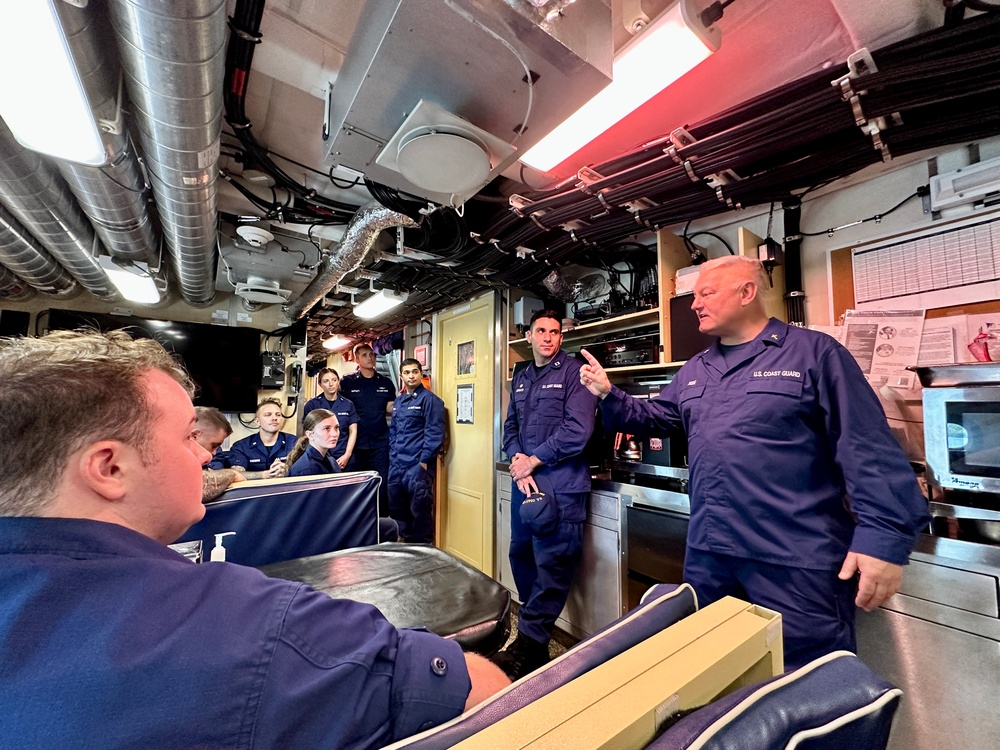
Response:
[97,256,160,305]
[0,0,107,166]
[322,334,354,351]
[354,288,408,320]
[519,0,721,173]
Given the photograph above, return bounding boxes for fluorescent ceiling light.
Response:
[322,334,354,351]
[0,0,107,166]
[520,0,720,173]
[97,256,161,305]
[354,288,409,320]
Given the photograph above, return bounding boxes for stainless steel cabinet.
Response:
[495,471,622,639]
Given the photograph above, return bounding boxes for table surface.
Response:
[259,543,511,652]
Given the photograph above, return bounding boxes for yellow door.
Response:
[436,292,495,574]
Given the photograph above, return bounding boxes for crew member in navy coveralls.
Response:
[0,330,509,750]
[224,397,296,479]
[388,358,445,543]
[494,309,597,680]
[340,343,395,515]
[287,408,342,477]
[303,367,358,469]
[580,256,930,670]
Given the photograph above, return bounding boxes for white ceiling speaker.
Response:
[236,225,274,248]
[234,274,292,304]
[375,99,515,199]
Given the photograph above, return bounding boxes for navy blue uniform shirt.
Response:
[503,350,598,503]
[288,444,342,477]
[303,393,359,461]
[390,384,445,468]
[600,318,929,569]
[226,431,297,472]
[340,370,396,449]
[0,517,470,749]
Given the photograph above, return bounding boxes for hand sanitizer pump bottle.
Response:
[209,531,236,562]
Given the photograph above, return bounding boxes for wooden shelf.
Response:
[508,307,660,350]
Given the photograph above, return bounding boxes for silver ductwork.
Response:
[0,263,35,302]
[108,0,226,307]
[0,203,79,298]
[54,0,167,295]
[285,201,418,320]
[0,122,118,301]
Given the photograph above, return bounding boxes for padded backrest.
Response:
[646,651,901,750]
[386,583,698,750]
[174,472,380,566]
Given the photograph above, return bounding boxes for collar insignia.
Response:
[770,334,779,340]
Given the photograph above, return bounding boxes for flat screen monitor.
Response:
[45,309,263,413]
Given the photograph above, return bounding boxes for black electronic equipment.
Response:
[45,309,264,412]
[0,309,30,338]
[287,318,307,351]
[260,351,286,389]
[578,327,660,368]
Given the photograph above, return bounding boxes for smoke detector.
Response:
[236,226,274,248]
[234,275,292,305]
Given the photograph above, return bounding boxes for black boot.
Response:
[491,632,550,681]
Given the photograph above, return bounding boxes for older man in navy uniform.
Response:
[494,309,597,680]
[580,256,929,670]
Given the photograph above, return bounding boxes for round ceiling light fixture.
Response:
[236,225,274,248]
[395,128,491,196]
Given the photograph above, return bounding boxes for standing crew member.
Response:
[303,367,359,469]
[225,398,296,479]
[579,255,930,670]
[341,343,395,514]
[388,358,445,544]
[494,309,597,680]
[0,330,508,749]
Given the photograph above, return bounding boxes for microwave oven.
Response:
[923,385,1000,493]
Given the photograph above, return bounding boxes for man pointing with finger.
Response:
[580,256,928,670]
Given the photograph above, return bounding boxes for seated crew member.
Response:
[340,343,395,515]
[0,330,508,749]
[286,409,341,477]
[303,367,359,469]
[388,358,445,544]
[225,397,296,479]
[288,408,399,542]
[192,406,246,502]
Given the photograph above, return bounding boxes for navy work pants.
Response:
[387,462,436,543]
[683,547,858,671]
[509,489,586,644]
[349,442,391,516]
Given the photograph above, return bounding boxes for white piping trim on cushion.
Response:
[685,651,859,750]
[785,689,903,749]
[381,582,698,750]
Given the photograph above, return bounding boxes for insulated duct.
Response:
[0,122,117,301]
[54,0,167,296]
[285,201,418,320]
[108,0,226,306]
[0,203,79,298]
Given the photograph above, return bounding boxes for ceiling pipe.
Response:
[284,201,418,321]
[0,262,36,302]
[108,0,226,307]
[53,0,168,298]
[0,203,80,298]
[0,121,118,301]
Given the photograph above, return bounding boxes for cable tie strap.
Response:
[529,213,549,231]
[509,194,533,217]
[683,160,699,182]
[228,17,263,44]
[596,190,610,209]
[830,47,877,101]
[576,166,604,195]
[664,144,684,165]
